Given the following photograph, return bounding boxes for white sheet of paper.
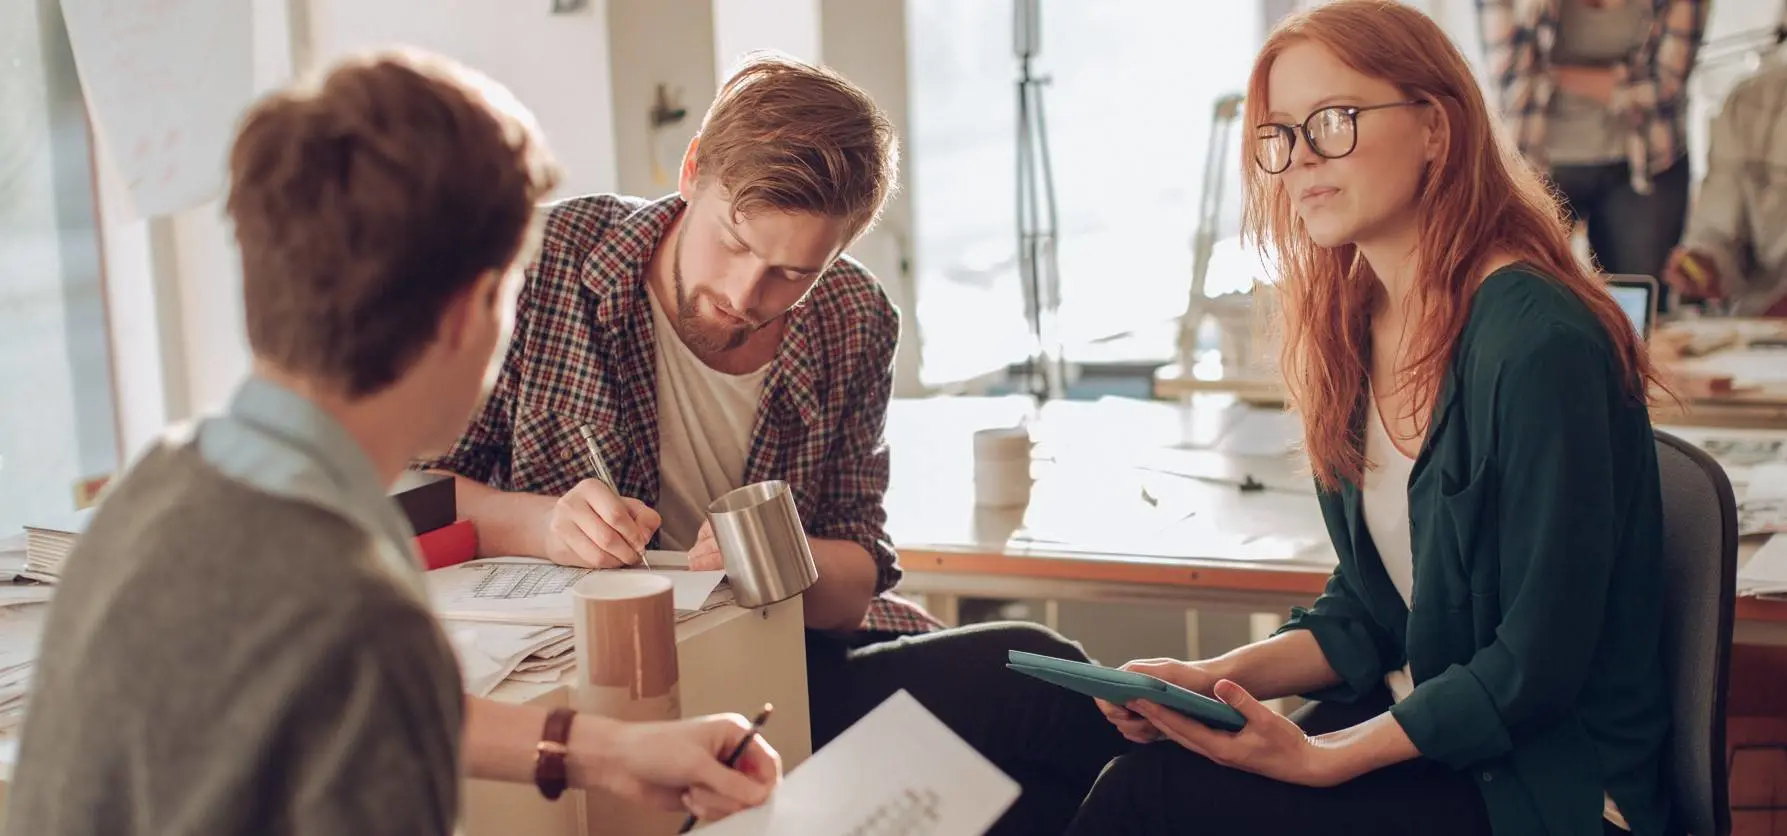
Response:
[695,690,1019,836]
[59,0,255,217]
[428,557,727,625]
[1747,464,1787,502]
[1210,408,1301,457]
[644,549,690,568]
[1741,534,1787,596]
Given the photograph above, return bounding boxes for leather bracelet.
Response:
[535,706,577,801]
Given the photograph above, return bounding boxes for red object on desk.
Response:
[415,519,477,570]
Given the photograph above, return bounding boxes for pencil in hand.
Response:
[677,704,774,834]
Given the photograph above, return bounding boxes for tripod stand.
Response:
[1012,0,1067,401]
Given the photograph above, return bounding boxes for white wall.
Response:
[607,0,715,198]
[307,0,618,199]
[715,0,821,80]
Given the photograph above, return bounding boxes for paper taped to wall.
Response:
[60,0,255,218]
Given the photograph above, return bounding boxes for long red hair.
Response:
[1242,0,1666,492]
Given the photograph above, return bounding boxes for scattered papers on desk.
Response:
[694,690,1019,836]
[1737,464,1787,536]
[1740,535,1787,598]
[1694,348,1787,386]
[1662,319,1787,357]
[442,621,574,697]
[427,556,730,626]
[1702,437,1787,469]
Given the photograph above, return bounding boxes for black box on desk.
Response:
[391,471,456,535]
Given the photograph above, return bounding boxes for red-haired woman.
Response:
[1067,2,1673,834]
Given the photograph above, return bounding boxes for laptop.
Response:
[1607,274,1658,341]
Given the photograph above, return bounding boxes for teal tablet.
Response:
[1007,650,1247,732]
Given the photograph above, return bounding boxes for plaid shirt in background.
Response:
[1478,0,1709,194]
[421,193,944,635]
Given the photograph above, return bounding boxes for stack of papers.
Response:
[442,621,575,697]
[1740,534,1787,598]
[0,533,26,582]
[695,690,1019,836]
[426,556,731,627]
[0,597,52,735]
[20,509,93,583]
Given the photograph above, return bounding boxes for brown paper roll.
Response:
[570,572,685,834]
[571,572,679,703]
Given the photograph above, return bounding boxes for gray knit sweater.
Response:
[2,438,464,835]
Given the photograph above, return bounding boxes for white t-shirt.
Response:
[1360,390,1419,702]
[646,290,768,550]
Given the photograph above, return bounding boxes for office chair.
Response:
[1655,430,1738,836]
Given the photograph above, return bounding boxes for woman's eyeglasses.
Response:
[1254,100,1428,174]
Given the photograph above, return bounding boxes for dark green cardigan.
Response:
[1276,265,1673,836]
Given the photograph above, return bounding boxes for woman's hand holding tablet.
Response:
[1006,650,1247,732]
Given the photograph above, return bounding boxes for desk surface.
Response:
[882,394,1787,627]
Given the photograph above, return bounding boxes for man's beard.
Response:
[670,230,761,354]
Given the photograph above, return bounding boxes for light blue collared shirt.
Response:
[194,375,426,599]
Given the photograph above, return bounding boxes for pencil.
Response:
[576,425,652,569]
[1680,255,1710,294]
[677,704,774,834]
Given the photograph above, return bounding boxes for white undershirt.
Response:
[1360,390,1420,702]
[1359,387,1627,830]
[647,290,768,550]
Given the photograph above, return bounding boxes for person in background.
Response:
[3,49,778,836]
[421,52,1128,835]
[1068,2,1673,834]
[1480,0,1709,293]
[1664,51,1787,316]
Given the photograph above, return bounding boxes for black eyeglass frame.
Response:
[1254,100,1429,174]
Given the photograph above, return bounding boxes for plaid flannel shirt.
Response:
[422,193,943,635]
[1478,0,1709,194]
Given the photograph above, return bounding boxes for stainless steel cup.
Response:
[707,480,820,608]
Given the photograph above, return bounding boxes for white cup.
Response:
[972,427,1034,508]
[973,426,1033,461]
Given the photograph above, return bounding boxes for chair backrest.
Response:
[1654,430,1738,836]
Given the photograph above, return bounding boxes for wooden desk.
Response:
[883,395,1787,647]
[1652,318,1787,430]
[1156,318,1787,431]
[1152,361,1285,406]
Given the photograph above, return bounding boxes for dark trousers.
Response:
[1066,689,1512,835]
[1549,157,1691,309]
[805,622,1131,836]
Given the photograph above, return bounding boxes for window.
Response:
[906,0,1261,388]
[1,0,120,536]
